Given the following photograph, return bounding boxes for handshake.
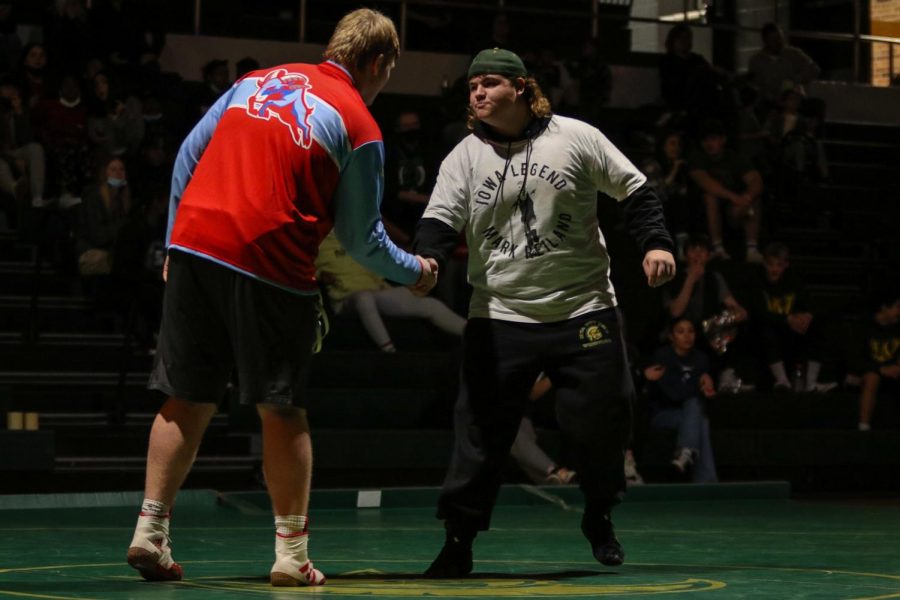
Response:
[409,256,439,297]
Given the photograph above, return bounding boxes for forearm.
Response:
[620,184,674,254]
[669,283,694,317]
[412,217,460,271]
[691,170,737,201]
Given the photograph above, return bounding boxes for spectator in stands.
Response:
[316,231,465,353]
[17,43,51,109]
[0,79,46,209]
[510,373,577,485]
[43,0,93,76]
[748,23,820,109]
[511,373,643,486]
[89,0,164,70]
[644,317,718,483]
[0,0,22,75]
[734,84,770,176]
[853,289,900,431]
[235,56,261,79]
[764,88,803,142]
[663,234,749,392]
[530,48,577,115]
[688,118,763,263]
[659,24,728,130]
[750,242,835,392]
[86,70,144,158]
[382,110,437,249]
[567,39,612,126]
[641,130,692,254]
[780,98,829,194]
[75,156,131,276]
[192,58,230,119]
[128,133,172,208]
[33,73,89,206]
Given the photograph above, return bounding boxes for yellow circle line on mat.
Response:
[175,577,726,597]
[1,560,899,600]
[3,559,900,579]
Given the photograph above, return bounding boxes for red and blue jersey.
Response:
[167,60,421,294]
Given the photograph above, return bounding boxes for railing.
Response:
[184,0,900,86]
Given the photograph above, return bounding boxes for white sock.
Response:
[130,499,175,568]
[806,361,822,389]
[770,362,790,387]
[380,341,396,353]
[272,515,325,585]
[858,423,871,431]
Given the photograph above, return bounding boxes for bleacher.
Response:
[1,97,899,496]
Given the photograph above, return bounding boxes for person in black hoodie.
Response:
[749,242,834,392]
[853,289,900,431]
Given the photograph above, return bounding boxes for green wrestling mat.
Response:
[1,483,898,599]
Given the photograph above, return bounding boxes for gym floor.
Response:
[1,484,898,599]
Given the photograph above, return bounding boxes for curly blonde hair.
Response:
[323,9,399,71]
[466,76,552,130]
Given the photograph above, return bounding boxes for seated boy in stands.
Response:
[644,317,718,483]
[662,234,749,392]
[853,289,900,431]
[750,242,835,392]
[688,119,764,263]
[316,231,465,352]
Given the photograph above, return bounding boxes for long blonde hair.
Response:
[466,76,552,130]
[98,157,131,218]
[323,9,400,71]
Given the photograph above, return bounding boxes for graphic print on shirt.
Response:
[765,292,796,316]
[870,336,900,364]
[246,69,316,148]
[473,163,571,260]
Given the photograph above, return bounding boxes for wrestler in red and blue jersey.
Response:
[167,60,421,294]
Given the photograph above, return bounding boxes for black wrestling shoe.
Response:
[582,511,625,567]
[424,530,474,578]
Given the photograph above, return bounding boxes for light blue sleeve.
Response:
[332,140,422,285]
[165,88,234,246]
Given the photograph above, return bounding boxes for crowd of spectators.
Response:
[2,4,897,482]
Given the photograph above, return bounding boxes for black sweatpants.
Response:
[436,308,634,531]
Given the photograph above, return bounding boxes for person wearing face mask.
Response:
[33,73,89,205]
[381,110,438,249]
[76,156,131,275]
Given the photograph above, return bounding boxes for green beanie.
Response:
[467,48,527,80]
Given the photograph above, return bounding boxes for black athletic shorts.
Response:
[148,249,320,407]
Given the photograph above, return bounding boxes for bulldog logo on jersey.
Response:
[247,69,315,148]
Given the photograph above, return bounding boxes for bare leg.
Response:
[145,397,217,505]
[128,397,216,581]
[745,197,762,246]
[703,193,723,245]
[258,404,312,515]
[260,405,324,587]
[858,372,881,428]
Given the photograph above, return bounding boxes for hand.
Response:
[787,312,812,335]
[162,255,169,282]
[644,364,665,381]
[643,249,676,288]
[700,373,716,397]
[317,270,337,285]
[409,256,438,297]
[880,364,900,380]
[731,304,748,323]
[686,261,705,282]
